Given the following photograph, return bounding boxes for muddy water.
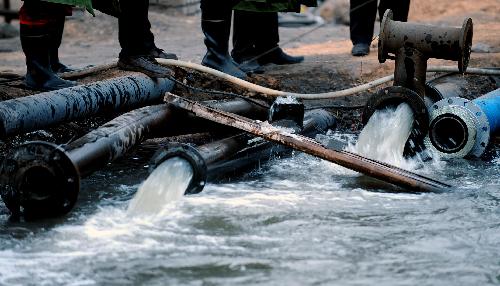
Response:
[0,137,499,284]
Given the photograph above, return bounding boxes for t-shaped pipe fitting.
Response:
[378,10,473,97]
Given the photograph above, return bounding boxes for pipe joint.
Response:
[0,142,79,218]
[379,10,473,73]
[424,91,499,158]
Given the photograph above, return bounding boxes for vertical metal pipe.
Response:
[393,48,428,97]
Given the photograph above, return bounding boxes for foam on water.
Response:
[127,157,194,216]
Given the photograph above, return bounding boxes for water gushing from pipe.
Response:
[350,103,415,167]
[127,157,194,216]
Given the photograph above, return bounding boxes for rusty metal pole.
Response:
[165,93,453,193]
[0,74,174,139]
[0,99,268,219]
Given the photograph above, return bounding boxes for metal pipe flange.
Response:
[424,97,490,158]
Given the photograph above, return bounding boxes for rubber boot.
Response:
[20,25,76,91]
[231,10,265,74]
[255,12,304,65]
[50,18,73,73]
[200,7,246,79]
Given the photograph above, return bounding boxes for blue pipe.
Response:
[425,88,500,158]
[474,88,500,134]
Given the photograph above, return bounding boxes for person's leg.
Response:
[91,0,177,60]
[378,0,410,22]
[350,0,377,56]
[49,15,73,73]
[116,0,174,77]
[200,0,246,79]
[231,10,265,73]
[254,12,304,65]
[19,0,76,90]
[231,10,257,62]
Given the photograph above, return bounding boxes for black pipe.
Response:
[0,74,174,139]
[0,99,268,218]
[148,109,337,194]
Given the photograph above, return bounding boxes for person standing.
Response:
[199,0,316,79]
[349,0,410,56]
[231,0,316,72]
[19,0,176,91]
[231,10,304,73]
[199,0,247,79]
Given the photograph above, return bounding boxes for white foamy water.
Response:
[127,157,194,216]
[349,103,415,168]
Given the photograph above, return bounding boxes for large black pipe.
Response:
[148,109,337,194]
[0,99,268,218]
[0,74,174,139]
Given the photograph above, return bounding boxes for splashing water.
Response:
[349,103,415,167]
[127,157,194,216]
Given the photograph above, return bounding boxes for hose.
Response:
[3,59,500,100]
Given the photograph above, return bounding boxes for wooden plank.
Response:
[165,93,453,192]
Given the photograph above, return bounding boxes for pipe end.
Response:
[424,97,490,158]
[0,142,80,219]
[150,143,207,195]
[363,86,430,157]
[378,9,394,64]
[458,18,473,73]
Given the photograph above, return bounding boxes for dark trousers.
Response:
[232,10,279,61]
[349,0,410,45]
[199,0,241,54]
[20,0,156,57]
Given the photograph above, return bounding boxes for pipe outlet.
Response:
[425,89,500,158]
[363,86,430,156]
[149,143,207,195]
[0,142,79,218]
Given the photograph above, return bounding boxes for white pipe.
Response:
[59,59,500,100]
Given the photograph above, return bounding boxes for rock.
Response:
[318,0,349,25]
[0,23,19,39]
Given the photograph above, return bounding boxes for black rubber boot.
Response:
[258,47,304,65]
[20,25,76,91]
[149,46,178,60]
[118,55,174,78]
[50,18,73,73]
[200,5,246,79]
